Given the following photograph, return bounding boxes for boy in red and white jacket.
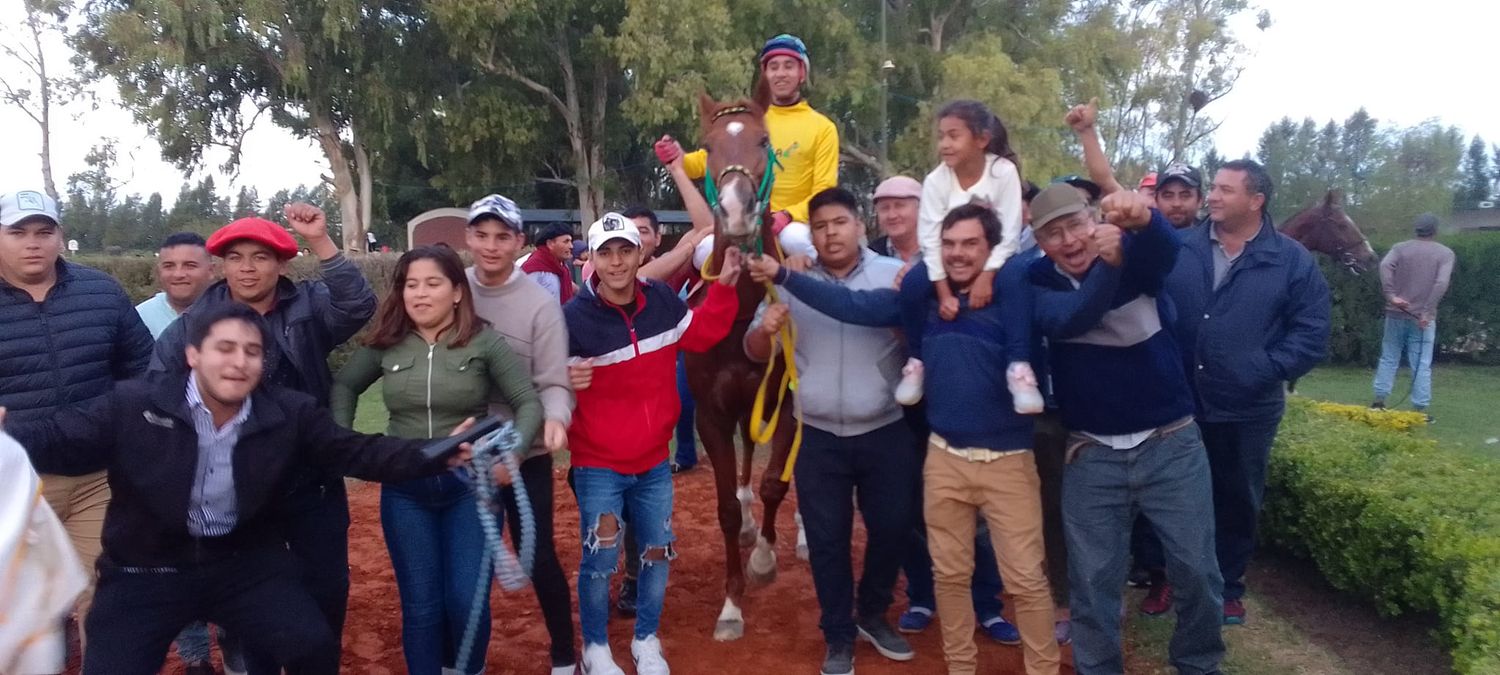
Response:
[563,212,741,675]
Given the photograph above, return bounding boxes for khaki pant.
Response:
[925,440,1060,675]
[41,470,109,648]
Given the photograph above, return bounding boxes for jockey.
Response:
[657,33,839,263]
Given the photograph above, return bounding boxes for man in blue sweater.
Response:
[748,202,1059,675]
[744,188,915,675]
[1027,184,1223,674]
[1164,160,1330,625]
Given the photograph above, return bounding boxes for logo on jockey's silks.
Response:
[143,411,175,429]
[601,215,626,232]
[773,141,801,167]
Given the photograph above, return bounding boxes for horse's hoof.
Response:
[747,561,778,586]
[738,527,758,549]
[796,543,810,561]
[714,618,745,642]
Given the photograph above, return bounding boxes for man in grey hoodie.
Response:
[744,187,914,675]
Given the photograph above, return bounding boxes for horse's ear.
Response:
[752,75,772,113]
[699,92,717,123]
[1324,189,1344,210]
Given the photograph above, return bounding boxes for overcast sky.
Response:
[3,0,1496,206]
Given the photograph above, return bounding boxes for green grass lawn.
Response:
[1293,364,1500,459]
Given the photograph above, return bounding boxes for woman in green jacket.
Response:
[331,245,541,675]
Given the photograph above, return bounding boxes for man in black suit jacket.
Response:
[1,302,477,675]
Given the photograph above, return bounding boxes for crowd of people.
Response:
[3,28,1431,675]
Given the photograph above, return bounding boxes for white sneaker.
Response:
[631,634,671,675]
[1008,362,1045,414]
[581,643,625,675]
[894,358,925,405]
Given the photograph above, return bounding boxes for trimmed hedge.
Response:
[1263,399,1500,674]
[1323,231,1500,365]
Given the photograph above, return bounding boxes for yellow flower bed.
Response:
[1306,400,1429,433]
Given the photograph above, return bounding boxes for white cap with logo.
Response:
[0,190,61,227]
[587,212,641,253]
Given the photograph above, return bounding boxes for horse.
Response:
[682,84,800,642]
[1279,189,1378,274]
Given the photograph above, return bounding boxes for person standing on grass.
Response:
[136,232,216,339]
[1027,185,1224,675]
[2,302,482,675]
[1164,160,1330,625]
[1371,213,1455,420]
[524,223,577,304]
[462,193,581,674]
[331,245,543,675]
[137,230,244,675]
[0,188,155,664]
[744,188,916,675]
[151,203,378,674]
[563,213,742,675]
[749,204,1060,675]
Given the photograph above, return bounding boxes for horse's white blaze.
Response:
[726,121,744,136]
[717,176,754,237]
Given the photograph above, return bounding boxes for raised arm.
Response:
[781,270,901,328]
[1066,98,1127,197]
[330,346,383,429]
[284,202,377,345]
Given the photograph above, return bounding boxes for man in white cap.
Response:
[0,189,155,656]
[870,176,923,264]
[562,212,743,675]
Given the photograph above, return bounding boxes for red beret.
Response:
[207,217,299,260]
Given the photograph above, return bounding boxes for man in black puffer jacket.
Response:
[0,188,155,649]
[150,203,376,673]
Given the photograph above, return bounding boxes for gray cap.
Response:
[0,190,60,227]
[1414,213,1440,237]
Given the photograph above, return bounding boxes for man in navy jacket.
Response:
[1028,184,1223,674]
[1163,160,1330,624]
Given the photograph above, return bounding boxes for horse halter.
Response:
[702,105,781,248]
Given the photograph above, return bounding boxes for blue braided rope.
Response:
[455,422,536,674]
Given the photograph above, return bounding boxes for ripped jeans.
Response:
[573,460,676,646]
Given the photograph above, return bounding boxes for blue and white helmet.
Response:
[759,33,810,73]
[467,194,523,231]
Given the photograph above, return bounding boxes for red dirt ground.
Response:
[141,462,1076,674]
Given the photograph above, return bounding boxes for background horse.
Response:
[683,85,800,642]
[1279,189,1378,274]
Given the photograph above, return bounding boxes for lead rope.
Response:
[455,422,534,675]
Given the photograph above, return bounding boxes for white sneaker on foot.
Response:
[895,358,925,405]
[1007,362,1044,414]
[631,634,671,675]
[581,643,625,675]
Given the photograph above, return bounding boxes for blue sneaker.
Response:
[897,607,933,634]
[980,616,1022,645]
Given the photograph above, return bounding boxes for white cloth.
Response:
[918,153,1023,281]
[0,432,89,674]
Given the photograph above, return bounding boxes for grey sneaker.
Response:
[856,617,914,662]
[820,642,854,675]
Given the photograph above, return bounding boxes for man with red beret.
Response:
[151,202,377,673]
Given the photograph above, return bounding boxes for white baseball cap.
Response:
[587,212,641,253]
[0,190,61,227]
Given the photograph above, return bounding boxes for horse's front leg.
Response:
[699,411,749,641]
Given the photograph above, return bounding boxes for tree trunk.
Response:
[353,124,373,252]
[311,107,364,253]
[27,11,58,201]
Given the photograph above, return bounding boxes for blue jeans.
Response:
[381,472,490,675]
[575,461,676,646]
[1373,316,1436,408]
[674,355,698,468]
[797,422,918,645]
[1064,422,1224,675]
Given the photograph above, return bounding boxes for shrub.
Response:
[1263,399,1500,673]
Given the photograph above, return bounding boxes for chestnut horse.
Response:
[683,86,799,642]
[1279,189,1378,274]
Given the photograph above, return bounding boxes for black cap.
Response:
[1054,175,1102,202]
[1157,163,1203,190]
